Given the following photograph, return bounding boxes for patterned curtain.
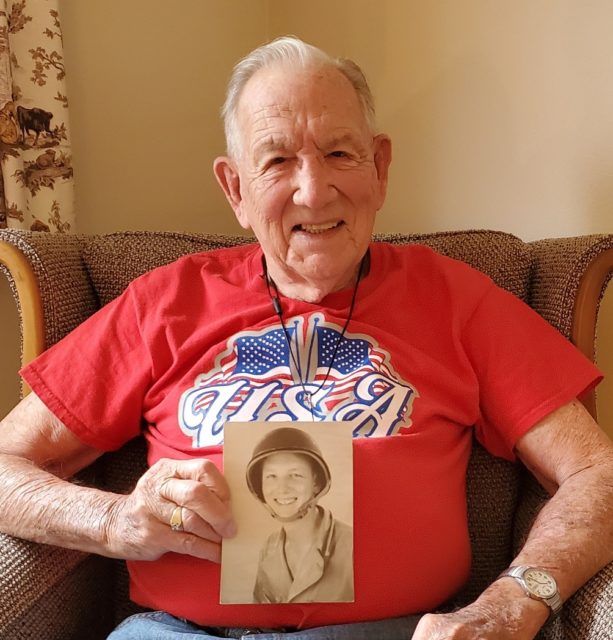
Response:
[0,0,73,232]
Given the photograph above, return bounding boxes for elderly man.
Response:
[0,36,612,640]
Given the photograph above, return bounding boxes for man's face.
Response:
[261,452,319,519]
[214,63,391,298]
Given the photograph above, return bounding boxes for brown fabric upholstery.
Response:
[378,230,532,301]
[0,229,97,348]
[83,231,253,306]
[83,230,531,305]
[0,228,611,640]
[529,235,613,338]
[0,537,86,628]
[0,554,114,640]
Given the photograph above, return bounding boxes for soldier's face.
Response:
[261,452,319,519]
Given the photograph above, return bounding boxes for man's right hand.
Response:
[0,392,235,563]
[105,457,237,563]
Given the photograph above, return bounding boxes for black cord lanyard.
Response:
[262,253,367,420]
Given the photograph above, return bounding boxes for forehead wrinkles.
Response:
[237,67,369,158]
[240,102,296,156]
[249,104,302,139]
[246,105,365,160]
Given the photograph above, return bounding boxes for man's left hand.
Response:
[411,578,548,640]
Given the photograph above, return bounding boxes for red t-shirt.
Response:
[22,242,601,628]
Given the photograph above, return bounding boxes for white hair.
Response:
[221,35,377,158]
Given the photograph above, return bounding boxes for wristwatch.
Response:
[497,566,562,619]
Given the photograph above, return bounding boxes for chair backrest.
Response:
[78,229,532,617]
[82,230,532,304]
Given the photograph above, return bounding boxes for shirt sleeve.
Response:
[461,283,602,460]
[21,283,152,451]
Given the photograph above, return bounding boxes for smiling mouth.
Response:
[275,497,297,506]
[293,221,343,234]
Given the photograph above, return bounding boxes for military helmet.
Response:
[246,427,331,503]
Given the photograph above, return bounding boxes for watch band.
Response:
[498,565,562,619]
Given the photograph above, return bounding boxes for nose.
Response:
[292,158,336,209]
[278,476,292,493]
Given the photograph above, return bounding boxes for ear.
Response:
[372,134,392,208]
[213,156,250,229]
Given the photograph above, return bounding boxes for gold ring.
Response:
[169,505,184,532]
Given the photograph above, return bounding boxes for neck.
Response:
[282,504,319,542]
[263,253,368,303]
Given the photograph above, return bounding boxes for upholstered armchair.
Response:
[0,229,611,640]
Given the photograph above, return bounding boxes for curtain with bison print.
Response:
[0,0,73,232]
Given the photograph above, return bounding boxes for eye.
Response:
[262,156,289,172]
[329,150,347,158]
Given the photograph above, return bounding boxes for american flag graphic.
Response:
[179,313,417,447]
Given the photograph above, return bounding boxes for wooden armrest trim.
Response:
[0,241,44,396]
[572,248,613,419]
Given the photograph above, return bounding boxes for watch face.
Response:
[524,568,557,598]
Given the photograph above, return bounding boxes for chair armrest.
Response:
[529,234,613,418]
[0,230,99,395]
[559,561,613,640]
[516,478,613,640]
[0,534,113,640]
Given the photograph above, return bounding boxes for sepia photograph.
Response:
[221,421,354,604]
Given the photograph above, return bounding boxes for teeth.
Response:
[300,222,339,234]
[275,498,297,505]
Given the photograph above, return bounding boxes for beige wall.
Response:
[57,0,613,240]
[1,0,612,433]
[60,0,267,236]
